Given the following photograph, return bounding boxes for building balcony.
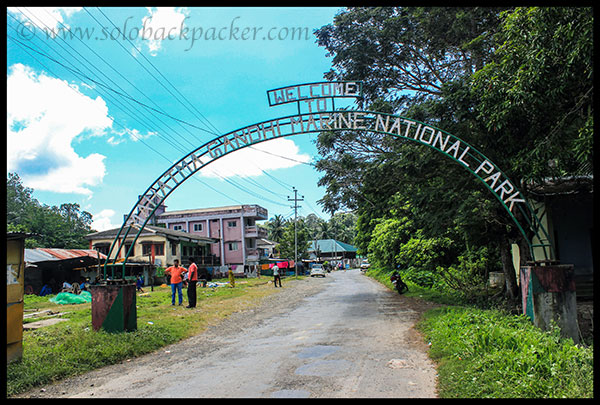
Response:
[242,205,268,220]
[246,248,260,261]
[245,225,268,239]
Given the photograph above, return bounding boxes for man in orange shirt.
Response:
[186,257,198,308]
[165,259,187,306]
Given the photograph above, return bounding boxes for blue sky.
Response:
[7,7,352,231]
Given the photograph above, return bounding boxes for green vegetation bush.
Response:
[366,267,593,398]
[418,306,594,398]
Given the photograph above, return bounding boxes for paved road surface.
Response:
[25,269,438,398]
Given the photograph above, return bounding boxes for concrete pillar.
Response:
[520,264,579,343]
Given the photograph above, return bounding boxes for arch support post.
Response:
[520,263,579,343]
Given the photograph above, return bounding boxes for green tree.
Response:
[316,7,507,108]
[471,7,593,181]
[7,172,36,227]
[264,214,286,243]
[314,7,593,302]
[303,213,326,241]
[329,212,358,245]
[316,219,332,240]
[278,218,311,261]
[6,173,94,249]
[367,216,413,269]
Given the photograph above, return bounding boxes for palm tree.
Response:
[267,214,286,243]
[316,220,332,240]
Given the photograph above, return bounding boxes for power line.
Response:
[8,12,196,155]
[32,9,293,208]
[248,145,315,167]
[8,30,242,207]
[91,7,221,136]
[8,32,258,208]
[8,10,322,214]
[9,32,213,135]
[81,9,305,205]
[36,7,209,147]
[12,11,314,193]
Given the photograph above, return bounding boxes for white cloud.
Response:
[107,128,156,145]
[91,209,118,231]
[8,7,82,37]
[7,63,113,195]
[199,137,312,179]
[140,7,189,55]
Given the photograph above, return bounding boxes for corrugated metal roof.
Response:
[309,239,357,253]
[25,249,56,263]
[25,248,107,264]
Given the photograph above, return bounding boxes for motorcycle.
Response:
[390,272,409,294]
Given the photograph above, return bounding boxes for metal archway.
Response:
[101,85,554,278]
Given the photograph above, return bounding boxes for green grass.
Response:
[418,307,594,398]
[365,267,594,398]
[365,266,459,305]
[7,277,290,397]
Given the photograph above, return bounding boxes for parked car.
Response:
[310,263,326,277]
[360,260,370,271]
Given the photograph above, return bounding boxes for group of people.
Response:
[37,277,94,296]
[164,257,211,308]
[163,260,287,307]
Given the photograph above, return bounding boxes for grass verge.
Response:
[365,267,594,398]
[418,306,593,398]
[7,277,290,397]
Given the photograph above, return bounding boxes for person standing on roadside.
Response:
[198,265,208,288]
[228,265,235,288]
[272,264,282,287]
[186,257,198,308]
[165,259,187,306]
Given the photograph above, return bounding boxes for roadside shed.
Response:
[24,248,107,296]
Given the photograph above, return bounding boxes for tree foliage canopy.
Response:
[313,6,593,301]
[7,172,94,249]
[471,7,593,181]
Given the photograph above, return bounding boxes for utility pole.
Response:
[288,187,304,277]
[333,213,337,269]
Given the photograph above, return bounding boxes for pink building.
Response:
[156,205,268,271]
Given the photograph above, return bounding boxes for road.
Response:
[25,269,438,398]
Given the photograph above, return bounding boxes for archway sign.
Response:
[102,81,553,278]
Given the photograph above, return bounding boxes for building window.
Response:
[228,242,239,251]
[171,242,177,256]
[227,220,237,228]
[123,243,134,256]
[142,243,164,256]
[193,223,203,232]
[173,224,183,231]
[94,244,110,255]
